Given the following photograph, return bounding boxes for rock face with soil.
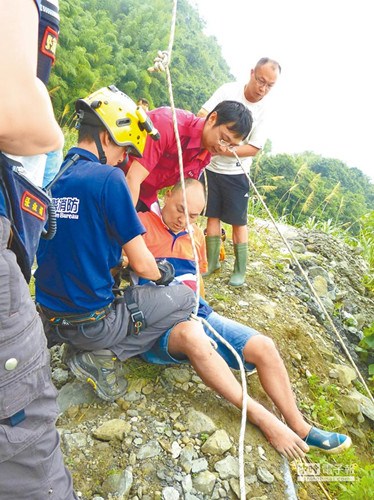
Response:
[51,219,374,499]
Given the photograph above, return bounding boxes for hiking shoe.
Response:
[304,426,352,454]
[66,349,128,402]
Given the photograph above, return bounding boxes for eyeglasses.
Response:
[218,138,238,152]
[254,72,274,91]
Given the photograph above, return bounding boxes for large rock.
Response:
[92,419,131,441]
[330,363,357,387]
[101,468,133,499]
[337,395,362,415]
[179,443,198,473]
[312,275,328,297]
[201,429,232,455]
[137,439,163,460]
[61,431,89,454]
[348,389,374,421]
[257,466,275,484]
[163,367,191,384]
[162,487,180,500]
[58,380,100,413]
[214,455,239,479]
[186,409,217,435]
[192,471,216,495]
[229,476,257,498]
[191,457,208,473]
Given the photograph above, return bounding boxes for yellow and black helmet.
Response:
[75,85,157,158]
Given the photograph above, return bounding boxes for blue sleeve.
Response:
[0,187,8,217]
[102,168,145,245]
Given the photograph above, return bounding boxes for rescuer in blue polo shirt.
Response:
[36,85,198,403]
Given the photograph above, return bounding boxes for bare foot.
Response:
[255,411,309,460]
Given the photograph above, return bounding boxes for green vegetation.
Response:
[251,148,373,236]
[304,375,342,429]
[212,293,230,303]
[301,375,374,499]
[306,448,374,500]
[50,0,232,125]
[200,432,209,443]
[359,212,374,292]
[356,323,374,381]
[29,275,36,299]
[339,466,374,500]
[62,126,78,154]
[125,356,163,380]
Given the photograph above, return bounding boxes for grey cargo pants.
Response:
[0,216,76,499]
[41,284,197,362]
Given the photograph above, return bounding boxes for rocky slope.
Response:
[51,219,374,500]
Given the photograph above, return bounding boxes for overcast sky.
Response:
[189,0,374,183]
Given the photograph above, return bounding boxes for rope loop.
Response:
[148,50,170,73]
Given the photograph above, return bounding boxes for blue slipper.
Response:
[304,427,352,454]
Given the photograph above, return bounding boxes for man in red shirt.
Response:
[125,100,252,211]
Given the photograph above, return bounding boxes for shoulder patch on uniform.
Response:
[40,26,58,62]
[21,191,47,221]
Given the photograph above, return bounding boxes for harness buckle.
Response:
[127,303,146,335]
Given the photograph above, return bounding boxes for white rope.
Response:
[231,149,373,404]
[194,313,248,496]
[147,2,248,497]
[164,63,202,316]
[148,1,201,314]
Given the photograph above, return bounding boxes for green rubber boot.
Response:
[203,235,221,276]
[229,243,248,287]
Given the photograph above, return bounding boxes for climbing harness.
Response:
[122,288,147,336]
[39,303,113,327]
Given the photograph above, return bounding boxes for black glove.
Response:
[153,259,175,286]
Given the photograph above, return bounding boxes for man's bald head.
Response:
[162,179,206,233]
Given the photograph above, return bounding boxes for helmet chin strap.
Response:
[116,153,129,169]
[93,129,107,164]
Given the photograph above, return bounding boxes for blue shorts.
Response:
[141,311,258,371]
